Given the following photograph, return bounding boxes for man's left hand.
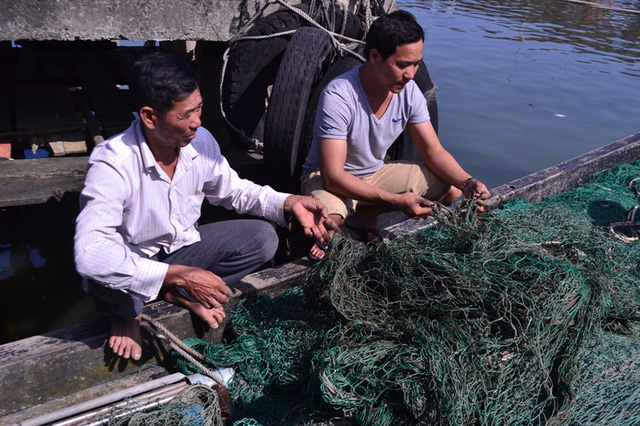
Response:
[462,179,491,211]
[283,195,338,243]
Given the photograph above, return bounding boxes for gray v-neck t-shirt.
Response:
[301,65,430,179]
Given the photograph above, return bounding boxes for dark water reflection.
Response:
[0,202,93,344]
[400,0,640,187]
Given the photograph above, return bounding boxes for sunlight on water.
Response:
[400,0,640,188]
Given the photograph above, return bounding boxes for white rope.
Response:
[362,0,373,30]
[609,205,640,243]
[218,0,369,149]
[140,313,226,386]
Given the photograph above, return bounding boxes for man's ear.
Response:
[369,48,382,64]
[139,106,157,129]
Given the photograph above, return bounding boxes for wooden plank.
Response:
[39,50,73,82]
[104,48,138,84]
[2,367,172,424]
[0,156,88,207]
[14,48,40,82]
[485,131,640,207]
[0,88,13,135]
[71,89,105,146]
[0,52,16,88]
[73,51,134,138]
[51,86,87,155]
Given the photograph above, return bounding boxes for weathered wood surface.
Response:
[51,86,88,156]
[0,150,263,208]
[0,258,310,423]
[0,157,88,207]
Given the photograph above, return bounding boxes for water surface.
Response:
[400,0,640,188]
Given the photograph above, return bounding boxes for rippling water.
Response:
[400,0,640,188]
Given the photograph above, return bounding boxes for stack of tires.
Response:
[221,5,438,187]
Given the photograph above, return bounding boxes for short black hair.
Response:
[129,52,200,115]
[364,10,424,61]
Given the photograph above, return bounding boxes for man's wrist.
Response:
[460,177,475,191]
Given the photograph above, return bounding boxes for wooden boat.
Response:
[1,130,639,425]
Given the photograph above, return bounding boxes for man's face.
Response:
[152,89,203,149]
[375,40,424,93]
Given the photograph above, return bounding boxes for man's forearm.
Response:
[322,170,403,207]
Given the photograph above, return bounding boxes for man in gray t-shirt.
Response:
[301,10,490,260]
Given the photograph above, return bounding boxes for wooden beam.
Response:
[83,85,135,138]
[74,51,135,138]
[0,157,88,207]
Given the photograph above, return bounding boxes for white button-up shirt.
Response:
[74,119,289,302]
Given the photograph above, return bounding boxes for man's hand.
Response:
[164,265,233,309]
[283,195,339,243]
[396,192,435,219]
[462,179,491,211]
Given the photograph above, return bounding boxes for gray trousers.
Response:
[87,219,278,322]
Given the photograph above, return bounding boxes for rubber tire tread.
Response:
[263,27,335,177]
[297,54,363,178]
[222,9,306,143]
[221,6,363,147]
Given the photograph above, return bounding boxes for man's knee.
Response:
[251,220,279,261]
[86,279,143,322]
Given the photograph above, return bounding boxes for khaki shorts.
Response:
[301,161,450,219]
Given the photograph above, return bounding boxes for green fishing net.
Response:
[172,161,640,425]
[103,384,224,426]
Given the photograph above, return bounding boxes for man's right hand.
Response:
[396,192,435,219]
[164,265,233,309]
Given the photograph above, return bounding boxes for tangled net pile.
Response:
[172,162,640,425]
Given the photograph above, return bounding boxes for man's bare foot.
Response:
[163,287,226,328]
[109,316,142,361]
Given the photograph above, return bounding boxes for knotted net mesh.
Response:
[172,161,640,425]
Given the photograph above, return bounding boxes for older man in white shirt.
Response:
[74,52,335,361]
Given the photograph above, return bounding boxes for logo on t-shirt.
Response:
[392,118,403,124]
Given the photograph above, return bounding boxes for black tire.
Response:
[297,54,364,178]
[221,7,363,150]
[263,27,336,178]
[222,9,306,148]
